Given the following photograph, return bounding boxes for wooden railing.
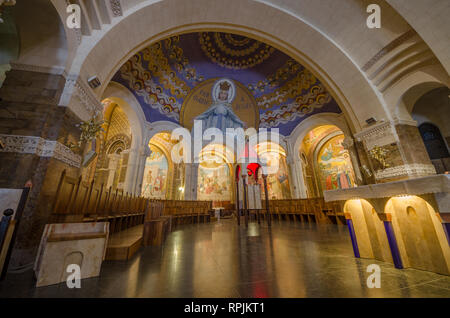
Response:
[260,198,345,224]
[50,170,146,233]
[159,200,212,226]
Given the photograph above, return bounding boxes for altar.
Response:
[324,174,450,275]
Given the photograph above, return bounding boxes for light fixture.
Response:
[88,76,101,89]
[365,117,377,125]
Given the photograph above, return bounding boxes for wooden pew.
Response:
[50,170,83,223]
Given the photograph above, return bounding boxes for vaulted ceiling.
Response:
[112,32,341,135]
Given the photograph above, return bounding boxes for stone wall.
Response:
[0,69,84,269]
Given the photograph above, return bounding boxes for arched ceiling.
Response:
[111,32,341,136]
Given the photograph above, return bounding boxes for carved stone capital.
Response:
[354,121,396,150]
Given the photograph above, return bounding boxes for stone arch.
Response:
[146,121,182,147]
[290,113,352,157]
[102,82,146,151]
[387,71,448,123]
[66,0,393,133]
[12,0,69,71]
[197,143,234,202]
[289,113,359,198]
[141,139,171,199]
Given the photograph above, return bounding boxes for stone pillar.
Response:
[106,153,120,189]
[262,174,271,227]
[0,68,84,269]
[291,157,307,199]
[342,136,364,186]
[134,146,150,196]
[354,120,436,183]
[235,178,240,226]
[123,146,139,194]
[184,163,198,200]
[285,155,297,199]
[242,173,249,227]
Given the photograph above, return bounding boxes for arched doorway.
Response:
[141,132,179,199]
[87,99,133,191]
[411,86,450,173]
[316,134,356,192]
[419,123,449,160]
[255,142,291,200]
[299,125,357,197]
[197,144,233,204]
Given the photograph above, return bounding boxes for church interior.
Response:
[0,0,449,299]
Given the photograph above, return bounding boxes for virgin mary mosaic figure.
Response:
[194,78,244,132]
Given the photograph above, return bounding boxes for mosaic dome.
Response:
[112,32,341,135]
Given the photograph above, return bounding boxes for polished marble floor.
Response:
[1,219,450,298]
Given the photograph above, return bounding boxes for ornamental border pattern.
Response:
[375,163,436,179]
[354,121,396,149]
[0,134,81,168]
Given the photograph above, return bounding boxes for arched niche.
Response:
[298,124,358,197]
[385,195,450,275]
[91,100,132,190]
[404,85,450,173]
[141,143,170,199]
[255,141,291,200]
[419,123,449,161]
[315,134,357,193]
[102,82,147,151]
[141,132,178,199]
[197,144,233,202]
[343,199,392,263]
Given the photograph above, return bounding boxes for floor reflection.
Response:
[1,219,450,298]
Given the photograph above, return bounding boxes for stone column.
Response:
[354,120,436,183]
[184,163,198,200]
[262,174,271,227]
[293,157,308,198]
[0,68,85,269]
[134,146,150,196]
[241,173,249,227]
[341,136,365,186]
[285,155,296,199]
[123,146,139,194]
[106,153,120,189]
[235,177,240,226]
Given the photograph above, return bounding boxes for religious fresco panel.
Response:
[197,158,232,201]
[258,152,291,199]
[317,135,356,191]
[141,145,168,199]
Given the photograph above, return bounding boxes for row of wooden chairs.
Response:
[51,170,146,233]
[260,198,346,225]
[160,200,212,226]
